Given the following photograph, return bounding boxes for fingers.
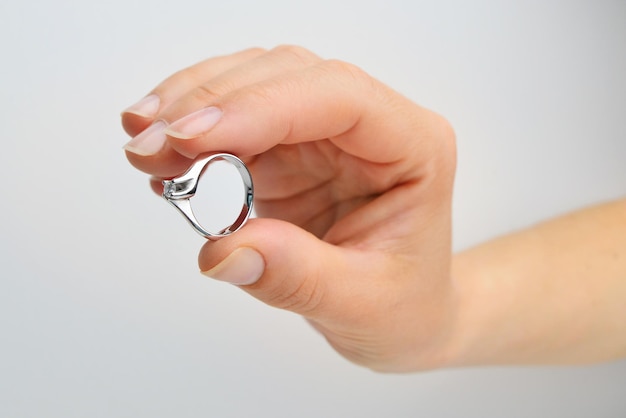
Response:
[166,61,444,167]
[122,46,322,177]
[166,59,445,166]
[156,45,322,129]
[122,47,268,176]
[123,46,454,181]
[121,47,267,137]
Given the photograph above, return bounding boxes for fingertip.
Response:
[197,218,284,272]
[201,247,265,286]
[197,218,358,317]
[121,94,161,135]
[164,106,227,159]
[149,176,164,196]
[124,145,194,178]
[121,112,154,137]
[124,94,160,116]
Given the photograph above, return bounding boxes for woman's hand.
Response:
[122,46,457,372]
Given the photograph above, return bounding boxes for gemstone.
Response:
[163,181,177,198]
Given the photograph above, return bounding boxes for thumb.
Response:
[198,218,378,318]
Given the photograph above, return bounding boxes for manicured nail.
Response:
[201,247,264,286]
[165,106,223,139]
[123,121,167,156]
[122,94,160,118]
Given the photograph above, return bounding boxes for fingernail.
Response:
[201,247,264,286]
[123,121,167,156]
[165,106,223,139]
[122,94,160,118]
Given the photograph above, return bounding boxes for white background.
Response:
[1,1,625,417]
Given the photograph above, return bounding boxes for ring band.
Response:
[162,153,254,240]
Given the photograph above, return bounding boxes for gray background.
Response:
[1,1,625,417]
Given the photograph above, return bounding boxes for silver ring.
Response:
[162,153,254,240]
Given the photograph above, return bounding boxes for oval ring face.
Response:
[162,153,254,240]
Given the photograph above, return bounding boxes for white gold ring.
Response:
[162,153,254,240]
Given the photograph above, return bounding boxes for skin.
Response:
[451,199,626,367]
[122,46,626,372]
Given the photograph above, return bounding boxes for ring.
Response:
[162,153,254,240]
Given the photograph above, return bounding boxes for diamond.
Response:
[163,181,177,198]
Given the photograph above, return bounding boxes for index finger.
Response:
[165,59,454,176]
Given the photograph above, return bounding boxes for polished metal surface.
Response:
[162,153,254,240]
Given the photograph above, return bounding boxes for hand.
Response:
[122,46,457,372]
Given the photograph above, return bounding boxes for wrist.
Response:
[445,202,626,368]
[446,242,544,367]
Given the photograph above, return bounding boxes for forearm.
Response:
[450,198,626,367]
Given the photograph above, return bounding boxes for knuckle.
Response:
[236,80,280,108]
[314,59,379,96]
[190,82,229,105]
[318,59,370,83]
[436,114,456,144]
[269,44,319,65]
[157,66,204,95]
[264,275,325,315]
[160,83,228,122]
[242,46,268,56]
[431,113,457,169]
